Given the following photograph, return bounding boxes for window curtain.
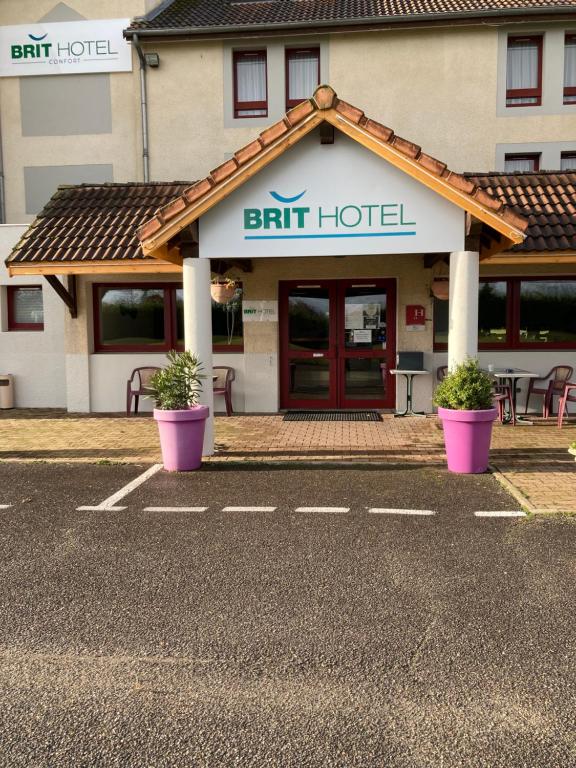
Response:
[507,40,539,90]
[288,51,319,102]
[236,54,266,115]
[564,37,576,102]
[14,288,43,324]
[561,154,576,171]
[504,156,538,172]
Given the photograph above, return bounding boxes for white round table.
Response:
[490,368,539,425]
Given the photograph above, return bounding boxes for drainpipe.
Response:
[0,109,6,223]
[132,33,150,183]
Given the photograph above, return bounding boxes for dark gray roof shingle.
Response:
[465,171,576,252]
[126,0,576,35]
[8,182,192,264]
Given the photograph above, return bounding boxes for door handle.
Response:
[312,353,324,358]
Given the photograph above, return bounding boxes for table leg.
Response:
[394,374,427,417]
[514,377,533,425]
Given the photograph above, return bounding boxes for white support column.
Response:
[183,256,214,456]
[448,250,479,370]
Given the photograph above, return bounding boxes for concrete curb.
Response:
[489,463,537,515]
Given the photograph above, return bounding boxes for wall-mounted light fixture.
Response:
[144,52,160,68]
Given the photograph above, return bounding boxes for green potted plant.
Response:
[148,350,208,471]
[210,276,238,304]
[434,359,498,474]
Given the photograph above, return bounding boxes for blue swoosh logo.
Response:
[269,190,306,204]
[29,33,48,41]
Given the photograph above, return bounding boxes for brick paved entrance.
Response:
[1,410,575,513]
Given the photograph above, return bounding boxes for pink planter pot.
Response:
[154,405,209,472]
[437,407,498,474]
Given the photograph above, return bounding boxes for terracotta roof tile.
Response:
[126,0,576,35]
[8,182,192,264]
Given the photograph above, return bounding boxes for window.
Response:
[506,35,543,107]
[519,280,576,345]
[286,48,320,109]
[434,278,576,349]
[233,50,267,118]
[94,284,244,352]
[7,286,44,330]
[564,34,576,104]
[561,152,576,170]
[504,153,540,172]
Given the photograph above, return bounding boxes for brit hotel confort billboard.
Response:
[0,19,132,76]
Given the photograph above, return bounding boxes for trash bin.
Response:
[0,375,14,409]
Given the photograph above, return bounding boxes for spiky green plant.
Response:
[148,350,204,410]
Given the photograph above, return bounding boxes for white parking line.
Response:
[295,506,350,514]
[222,506,277,512]
[368,508,436,516]
[77,463,163,511]
[144,506,208,512]
[474,510,527,518]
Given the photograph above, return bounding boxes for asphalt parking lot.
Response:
[0,461,574,767]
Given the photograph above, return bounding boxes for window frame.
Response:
[560,151,576,170]
[563,33,576,104]
[93,283,244,354]
[434,277,576,351]
[506,35,543,108]
[285,46,320,110]
[7,285,44,331]
[233,49,268,119]
[503,152,541,172]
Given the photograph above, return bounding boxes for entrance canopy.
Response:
[138,85,527,262]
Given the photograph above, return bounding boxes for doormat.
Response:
[283,411,382,422]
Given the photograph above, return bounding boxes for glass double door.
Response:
[279,279,396,410]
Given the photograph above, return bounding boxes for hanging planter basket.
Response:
[431,278,449,301]
[211,282,237,304]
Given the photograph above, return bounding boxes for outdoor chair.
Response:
[126,366,161,416]
[437,365,448,382]
[557,382,576,428]
[524,366,573,418]
[492,382,515,425]
[213,366,235,416]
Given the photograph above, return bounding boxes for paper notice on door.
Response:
[353,329,372,343]
[345,304,364,330]
[363,303,380,329]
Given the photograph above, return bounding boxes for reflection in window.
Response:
[433,297,448,346]
[98,287,166,348]
[175,287,244,348]
[519,281,576,344]
[289,289,330,350]
[479,282,508,344]
[344,359,386,400]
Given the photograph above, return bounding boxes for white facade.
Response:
[0,225,66,407]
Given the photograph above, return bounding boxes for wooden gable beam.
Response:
[141,112,325,257]
[44,275,77,318]
[324,110,525,252]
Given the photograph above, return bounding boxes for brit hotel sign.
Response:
[0,19,132,76]
[200,131,465,259]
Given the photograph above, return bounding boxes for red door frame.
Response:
[279,279,397,410]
